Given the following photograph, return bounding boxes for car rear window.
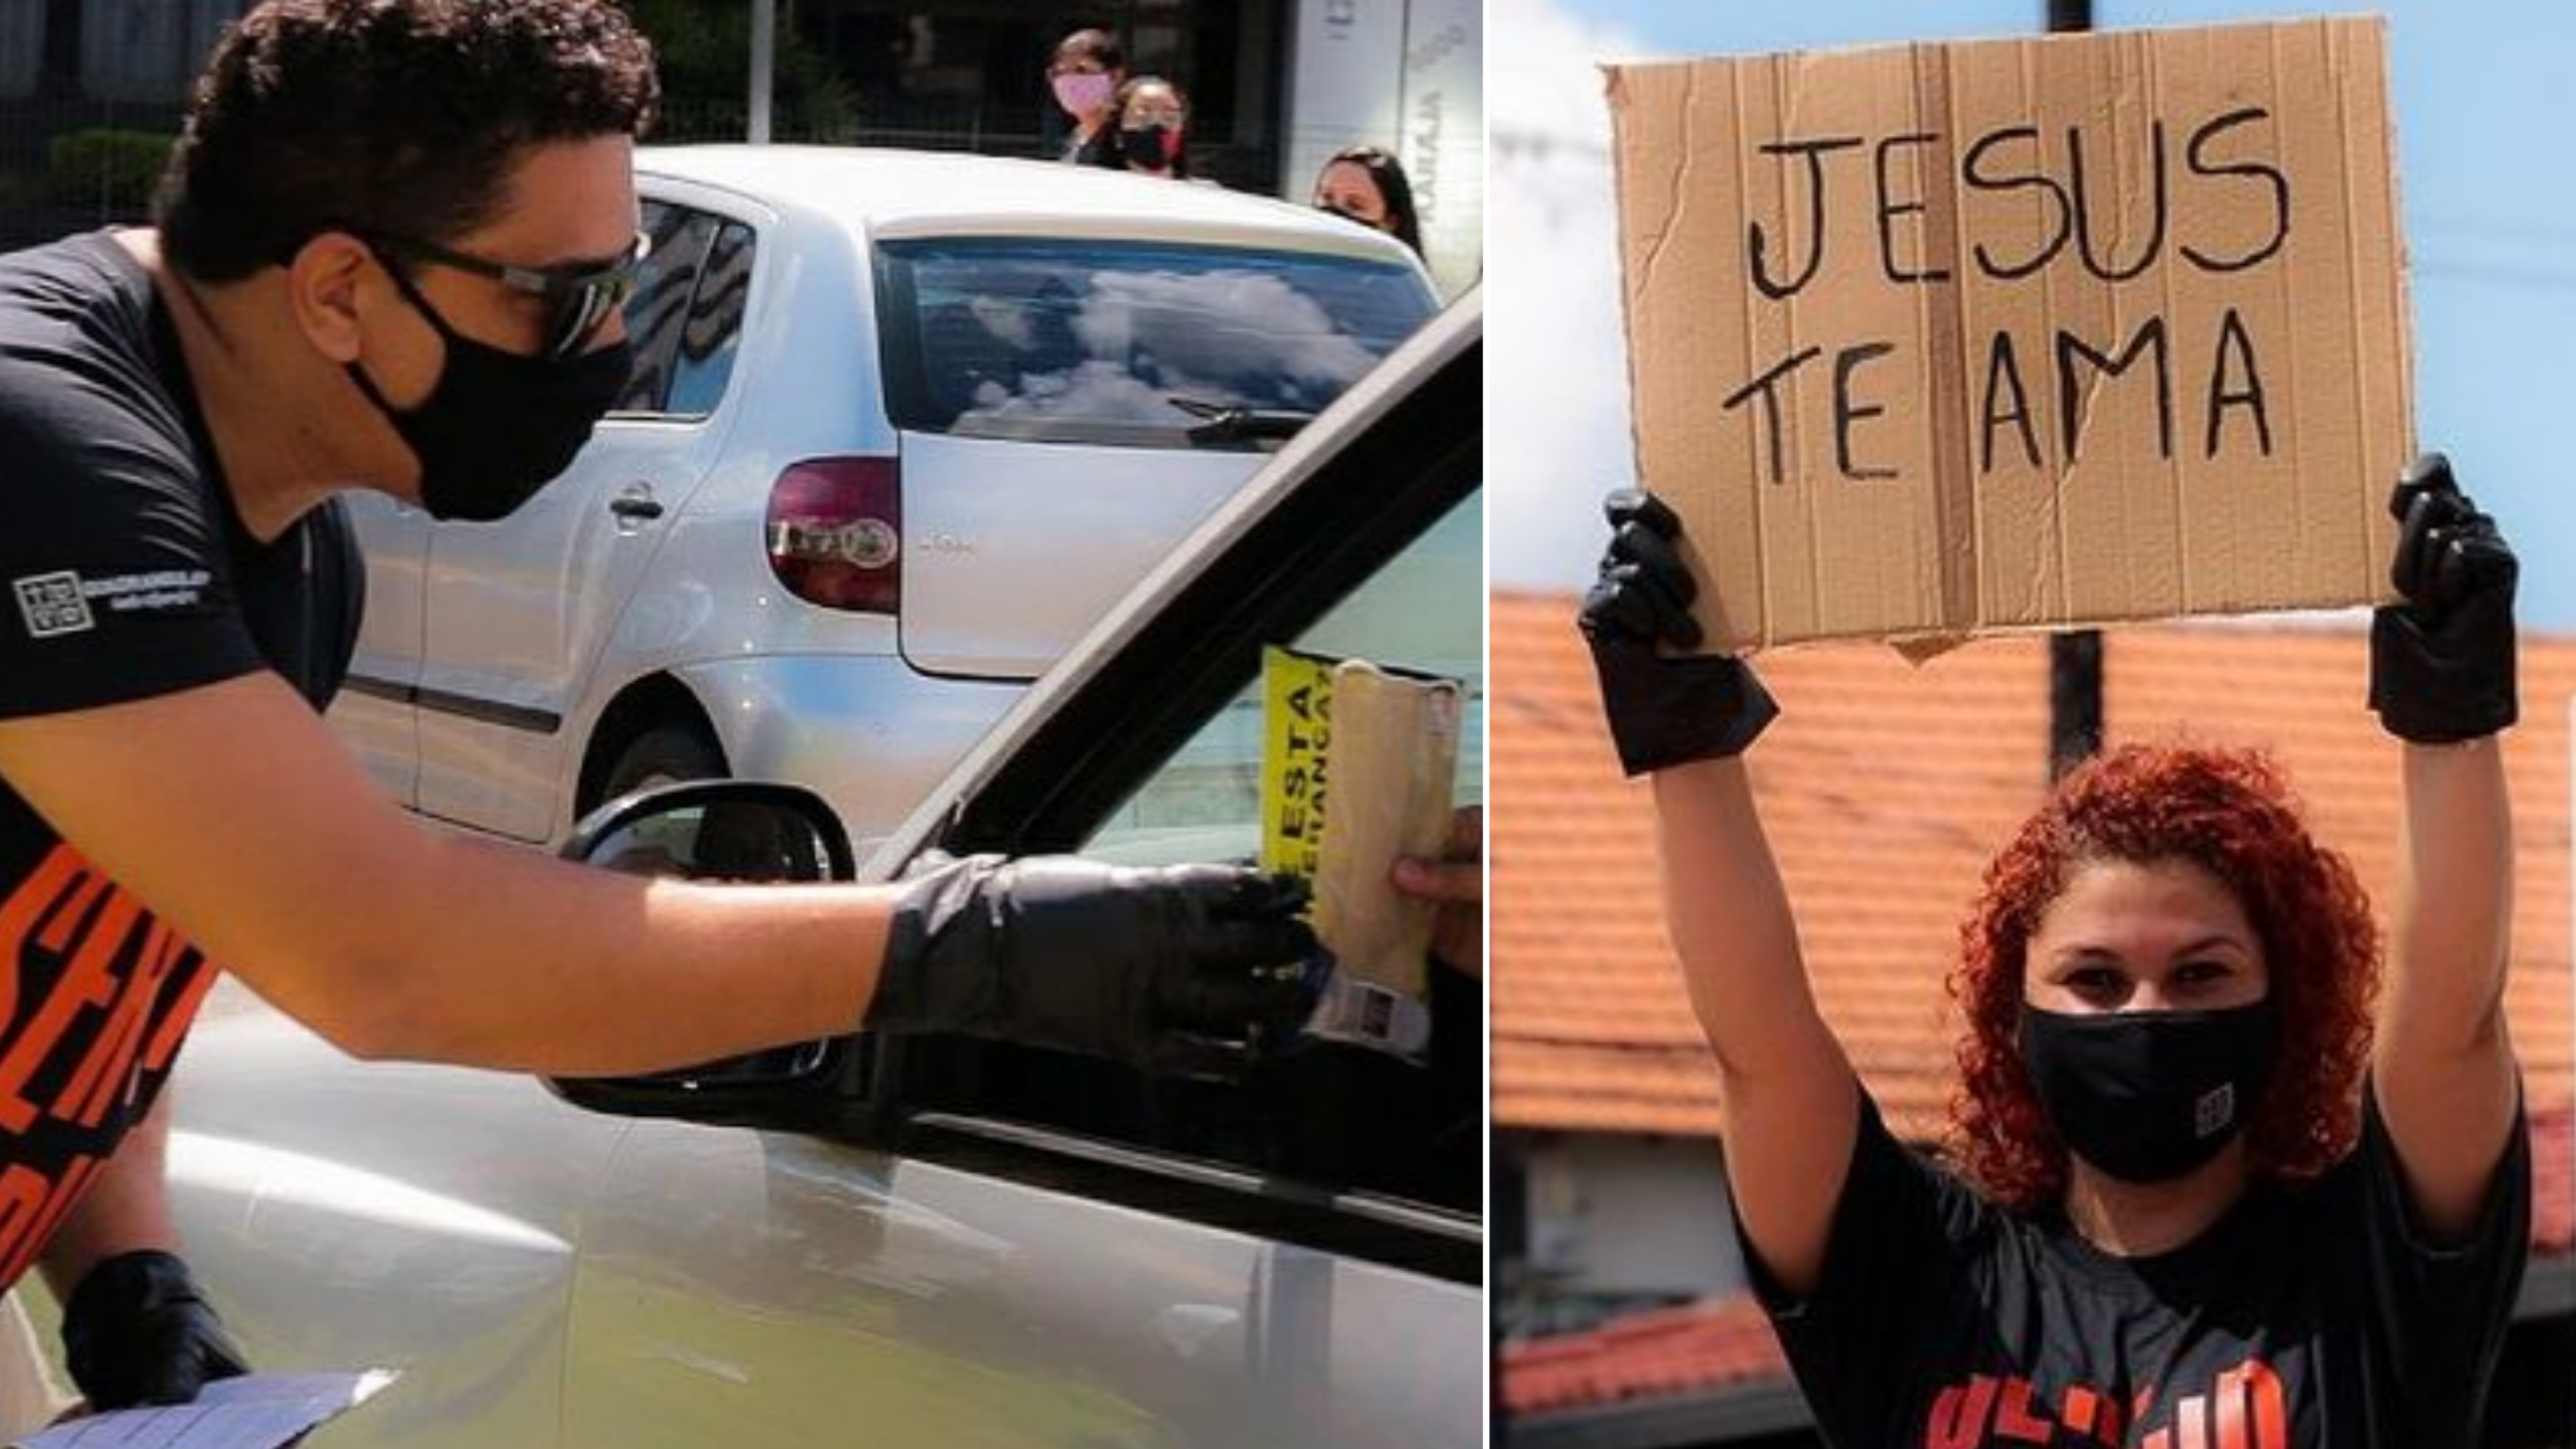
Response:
[874,238,1436,449]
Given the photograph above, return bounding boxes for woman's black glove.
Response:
[1577,489,1777,775]
[61,1250,249,1409]
[868,857,1317,1072]
[2369,453,2518,744]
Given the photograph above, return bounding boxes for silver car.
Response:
[39,292,1483,1446]
[331,145,1439,857]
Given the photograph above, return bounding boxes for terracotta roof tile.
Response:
[1501,1295,1785,1417]
[1495,593,2576,1145]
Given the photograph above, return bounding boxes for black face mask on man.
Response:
[2018,997,2279,1185]
[346,252,633,523]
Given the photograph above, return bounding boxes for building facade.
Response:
[0,0,1481,292]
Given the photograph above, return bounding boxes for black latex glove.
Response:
[2369,453,2518,744]
[868,856,1318,1074]
[1577,489,1778,776]
[61,1250,249,1410]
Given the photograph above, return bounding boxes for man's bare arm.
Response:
[0,672,882,1075]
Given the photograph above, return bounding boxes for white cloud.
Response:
[1487,0,1659,593]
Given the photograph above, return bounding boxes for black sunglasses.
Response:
[366,229,652,360]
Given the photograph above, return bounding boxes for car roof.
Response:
[638,145,1421,266]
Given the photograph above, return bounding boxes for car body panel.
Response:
[337,147,1430,850]
[159,981,631,1446]
[894,434,1242,680]
[332,503,429,809]
[146,289,1482,1448]
[558,1121,1479,1448]
[664,655,1021,861]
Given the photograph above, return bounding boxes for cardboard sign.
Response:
[1607,17,2411,651]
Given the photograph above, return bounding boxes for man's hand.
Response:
[1578,489,1777,775]
[2370,453,2518,744]
[869,857,1317,1072]
[61,1250,247,1410]
[1393,805,1483,977]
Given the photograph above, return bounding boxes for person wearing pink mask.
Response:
[1046,28,1126,169]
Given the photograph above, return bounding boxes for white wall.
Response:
[1284,0,1484,298]
[1521,1134,1749,1301]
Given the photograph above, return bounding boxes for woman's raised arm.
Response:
[1581,491,1860,1296]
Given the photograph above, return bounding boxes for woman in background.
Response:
[1113,76,1195,181]
[1313,144,1424,258]
[1046,27,1126,169]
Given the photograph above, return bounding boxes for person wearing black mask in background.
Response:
[1313,144,1424,259]
[1578,454,2528,1448]
[1112,76,1197,182]
[0,0,1314,1425]
[1046,26,1127,169]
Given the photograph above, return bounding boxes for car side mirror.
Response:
[548,781,861,1124]
[562,780,856,884]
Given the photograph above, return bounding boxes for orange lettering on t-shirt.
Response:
[0,1153,99,1289]
[0,883,138,1132]
[55,917,189,1128]
[2215,1360,2288,1449]
[2061,1385,2101,1436]
[140,957,218,1074]
[2177,1392,2211,1449]
[2,1153,97,1288]
[0,1162,49,1271]
[1993,1377,2054,1442]
[1926,1374,1999,1449]
[2095,1393,2127,1446]
[0,846,87,1027]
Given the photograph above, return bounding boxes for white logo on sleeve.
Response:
[13,572,93,638]
[11,569,212,639]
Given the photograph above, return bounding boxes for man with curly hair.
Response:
[0,1,1315,1419]
[1579,452,2525,1448]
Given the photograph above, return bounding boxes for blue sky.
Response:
[1492,0,2576,630]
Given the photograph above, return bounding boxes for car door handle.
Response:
[609,489,665,521]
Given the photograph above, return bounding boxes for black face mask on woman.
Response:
[2017,997,2279,1185]
[346,254,634,523]
[1121,123,1179,169]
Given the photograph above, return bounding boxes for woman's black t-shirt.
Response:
[1750,1085,2530,1449]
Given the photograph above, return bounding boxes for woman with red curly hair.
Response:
[1577,455,2528,1449]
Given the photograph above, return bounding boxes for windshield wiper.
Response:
[1164,394,1319,444]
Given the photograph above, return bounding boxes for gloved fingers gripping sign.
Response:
[1579,488,1779,775]
[2369,451,2519,746]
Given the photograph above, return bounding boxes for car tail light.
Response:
[767,457,900,614]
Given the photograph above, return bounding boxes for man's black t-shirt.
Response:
[0,232,361,1289]
[1750,1086,2530,1449]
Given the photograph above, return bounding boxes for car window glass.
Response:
[666,220,755,418]
[612,203,721,415]
[1078,487,1483,870]
[874,239,1436,450]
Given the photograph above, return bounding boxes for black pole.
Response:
[2044,0,2101,784]
[2049,631,2105,782]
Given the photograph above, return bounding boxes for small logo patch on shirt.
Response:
[2195,1082,2237,1138]
[13,572,93,638]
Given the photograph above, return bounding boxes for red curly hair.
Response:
[1946,744,2380,1211]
